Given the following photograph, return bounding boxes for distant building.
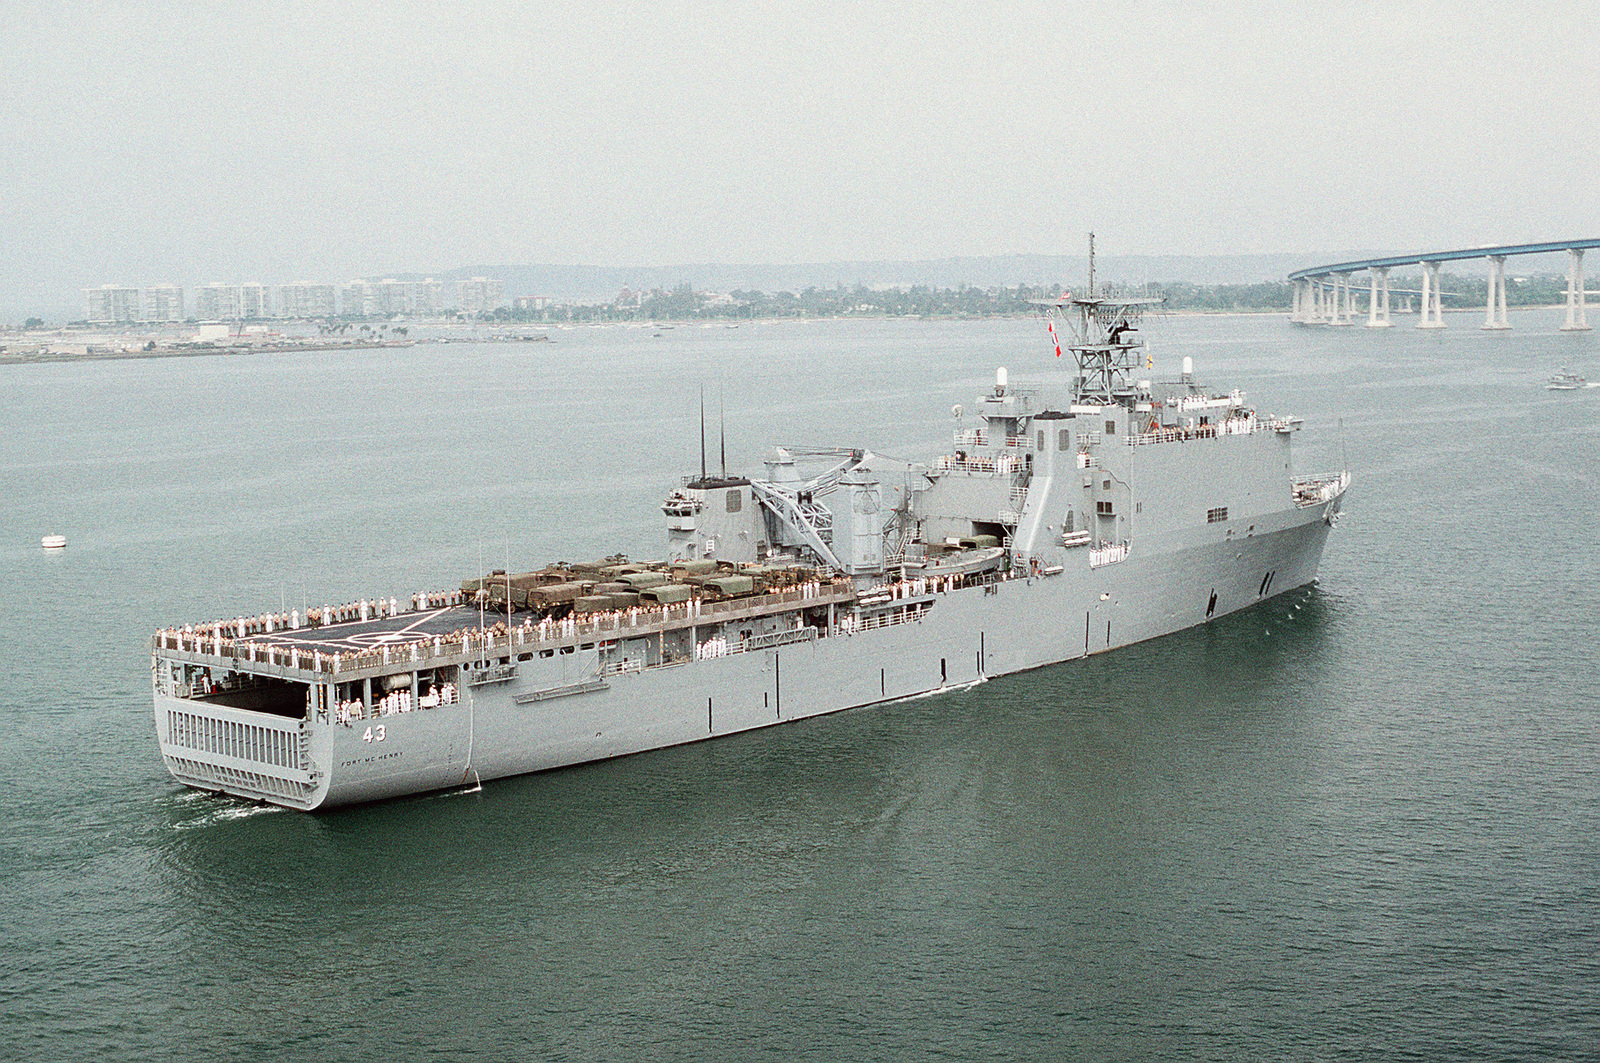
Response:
[512,295,550,313]
[458,276,504,314]
[371,279,422,316]
[195,283,243,321]
[240,284,269,319]
[341,280,375,317]
[280,284,337,319]
[380,279,408,315]
[414,279,445,314]
[332,278,448,317]
[84,285,140,324]
[144,285,185,322]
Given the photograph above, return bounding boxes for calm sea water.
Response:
[2,313,1596,1061]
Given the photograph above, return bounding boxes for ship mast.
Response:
[1051,235,1164,404]
[1087,231,1095,298]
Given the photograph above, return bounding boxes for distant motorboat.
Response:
[40,534,66,550]
[1547,368,1586,390]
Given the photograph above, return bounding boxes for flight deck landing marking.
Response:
[347,631,421,647]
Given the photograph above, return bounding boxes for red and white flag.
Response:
[1047,319,1062,358]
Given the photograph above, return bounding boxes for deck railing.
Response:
[934,453,1020,475]
[1294,470,1350,506]
[155,580,856,678]
[1126,416,1298,446]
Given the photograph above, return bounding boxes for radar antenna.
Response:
[1032,236,1164,404]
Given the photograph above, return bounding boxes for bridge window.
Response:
[1105,419,1116,435]
[1096,501,1114,516]
[726,490,741,513]
[1208,507,1228,523]
[1058,429,1071,451]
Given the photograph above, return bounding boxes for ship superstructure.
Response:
[151,280,1348,811]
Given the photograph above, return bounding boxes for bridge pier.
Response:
[1366,267,1392,327]
[1562,248,1590,331]
[1298,277,1319,323]
[1329,272,1354,325]
[1482,255,1510,330]
[1309,279,1325,323]
[1417,262,1446,328]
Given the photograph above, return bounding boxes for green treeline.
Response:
[471,272,1579,323]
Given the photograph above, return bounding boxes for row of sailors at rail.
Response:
[695,635,731,660]
[694,615,809,660]
[181,582,836,647]
[520,589,827,643]
[336,683,459,724]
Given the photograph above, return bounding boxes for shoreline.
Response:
[0,339,415,366]
[3,304,1583,366]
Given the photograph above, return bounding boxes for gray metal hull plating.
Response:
[153,498,1335,810]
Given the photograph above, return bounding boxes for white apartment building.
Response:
[84,285,141,324]
[240,284,269,319]
[342,278,448,317]
[143,285,185,322]
[373,279,414,315]
[415,279,445,314]
[195,283,243,321]
[341,280,375,317]
[458,276,504,314]
[280,284,337,318]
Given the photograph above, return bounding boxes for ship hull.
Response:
[153,495,1339,811]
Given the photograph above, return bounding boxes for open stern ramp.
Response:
[155,695,325,809]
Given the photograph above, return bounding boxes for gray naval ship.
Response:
[151,290,1348,810]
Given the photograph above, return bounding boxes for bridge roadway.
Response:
[1288,238,1600,331]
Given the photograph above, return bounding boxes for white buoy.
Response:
[40,534,66,550]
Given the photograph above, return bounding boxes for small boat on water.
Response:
[1547,368,1586,390]
[40,534,66,550]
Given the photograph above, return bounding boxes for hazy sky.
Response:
[5,0,1599,310]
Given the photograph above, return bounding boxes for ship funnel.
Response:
[995,367,1007,395]
[1181,356,1193,382]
